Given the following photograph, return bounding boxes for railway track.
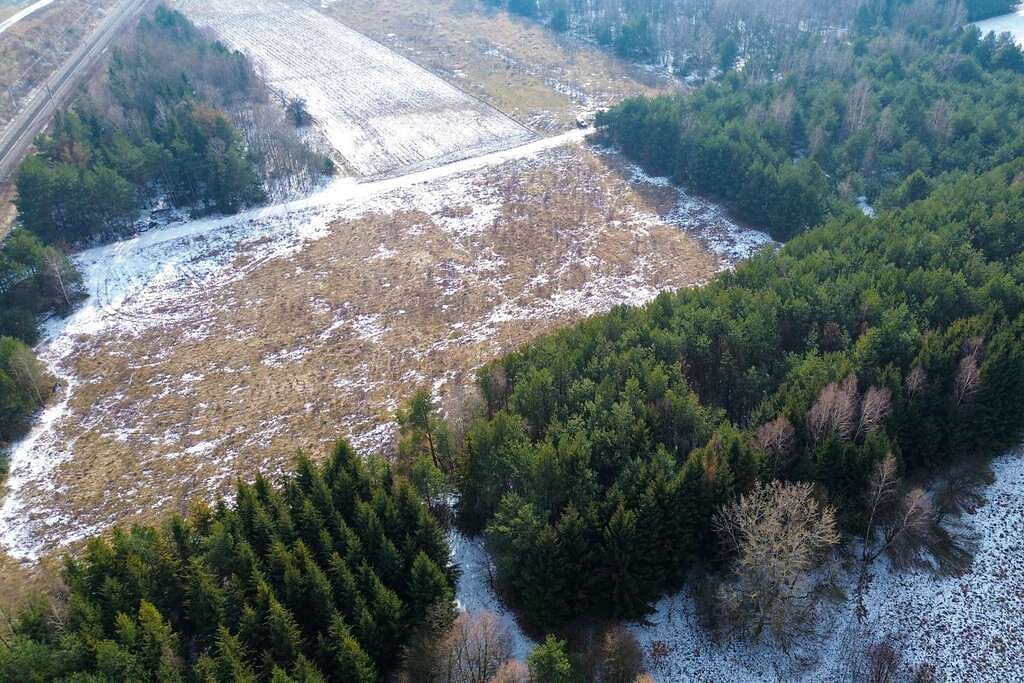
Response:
[0,0,152,183]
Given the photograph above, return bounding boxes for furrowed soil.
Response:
[315,0,672,132]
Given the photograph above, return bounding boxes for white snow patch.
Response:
[449,531,535,660]
[630,447,1024,682]
[627,162,775,267]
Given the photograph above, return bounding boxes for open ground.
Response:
[316,0,672,133]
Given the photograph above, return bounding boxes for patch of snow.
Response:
[626,160,775,267]
[857,196,876,218]
[629,446,1024,682]
[262,347,312,367]
[449,531,535,660]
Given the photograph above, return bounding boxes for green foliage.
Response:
[596,25,1024,240]
[0,442,456,680]
[528,634,575,683]
[15,7,267,245]
[454,160,1024,628]
[965,0,1018,21]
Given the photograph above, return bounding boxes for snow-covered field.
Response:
[630,448,1024,682]
[176,0,534,177]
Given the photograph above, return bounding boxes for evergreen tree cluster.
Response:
[0,442,456,681]
[453,159,1024,629]
[964,0,1019,21]
[14,7,267,245]
[596,23,1024,240]
[0,229,83,446]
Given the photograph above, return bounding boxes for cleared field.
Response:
[0,139,731,559]
[318,0,675,132]
[177,0,534,177]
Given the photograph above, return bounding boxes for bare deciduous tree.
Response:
[599,626,644,683]
[714,481,840,640]
[856,454,934,620]
[807,375,858,444]
[411,611,513,683]
[905,365,926,399]
[845,79,874,134]
[755,415,797,475]
[953,337,984,408]
[857,387,892,439]
[865,639,901,683]
[489,659,529,683]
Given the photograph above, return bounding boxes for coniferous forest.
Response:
[451,160,1024,629]
[0,443,455,681]
[596,22,1024,240]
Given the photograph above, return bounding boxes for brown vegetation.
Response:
[1,144,717,574]
[320,0,672,132]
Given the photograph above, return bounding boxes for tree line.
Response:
[488,0,1008,80]
[0,230,83,449]
[0,442,456,681]
[15,6,332,246]
[413,158,1024,630]
[596,20,1024,240]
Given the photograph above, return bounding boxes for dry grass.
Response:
[5,145,716,567]
[0,0,118,130]
[317,0,674,132]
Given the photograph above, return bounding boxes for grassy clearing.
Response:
[5,145,716,566]
[316,0,675,132]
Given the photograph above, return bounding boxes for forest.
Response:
[489,0,1013,78]
[14,7,331,246]
[430,158,1024,630]
[596,20,1024,239]
[0,443,456,681]
[3,0,1024,677]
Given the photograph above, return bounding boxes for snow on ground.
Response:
[176,0,534,178]
[629,447,1024,682]
[450,531,535,660]
[0,130,588,560]
[623,159,775,267]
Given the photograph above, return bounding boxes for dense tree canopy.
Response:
[0,442,456,681]
[15,8,267,245]
[597,22,1024,240]
[965,0,1019,21]
[453,159,1024,629]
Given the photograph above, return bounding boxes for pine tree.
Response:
[321,614,376,683]
[406,553,453,624]
[528,635,574,683]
